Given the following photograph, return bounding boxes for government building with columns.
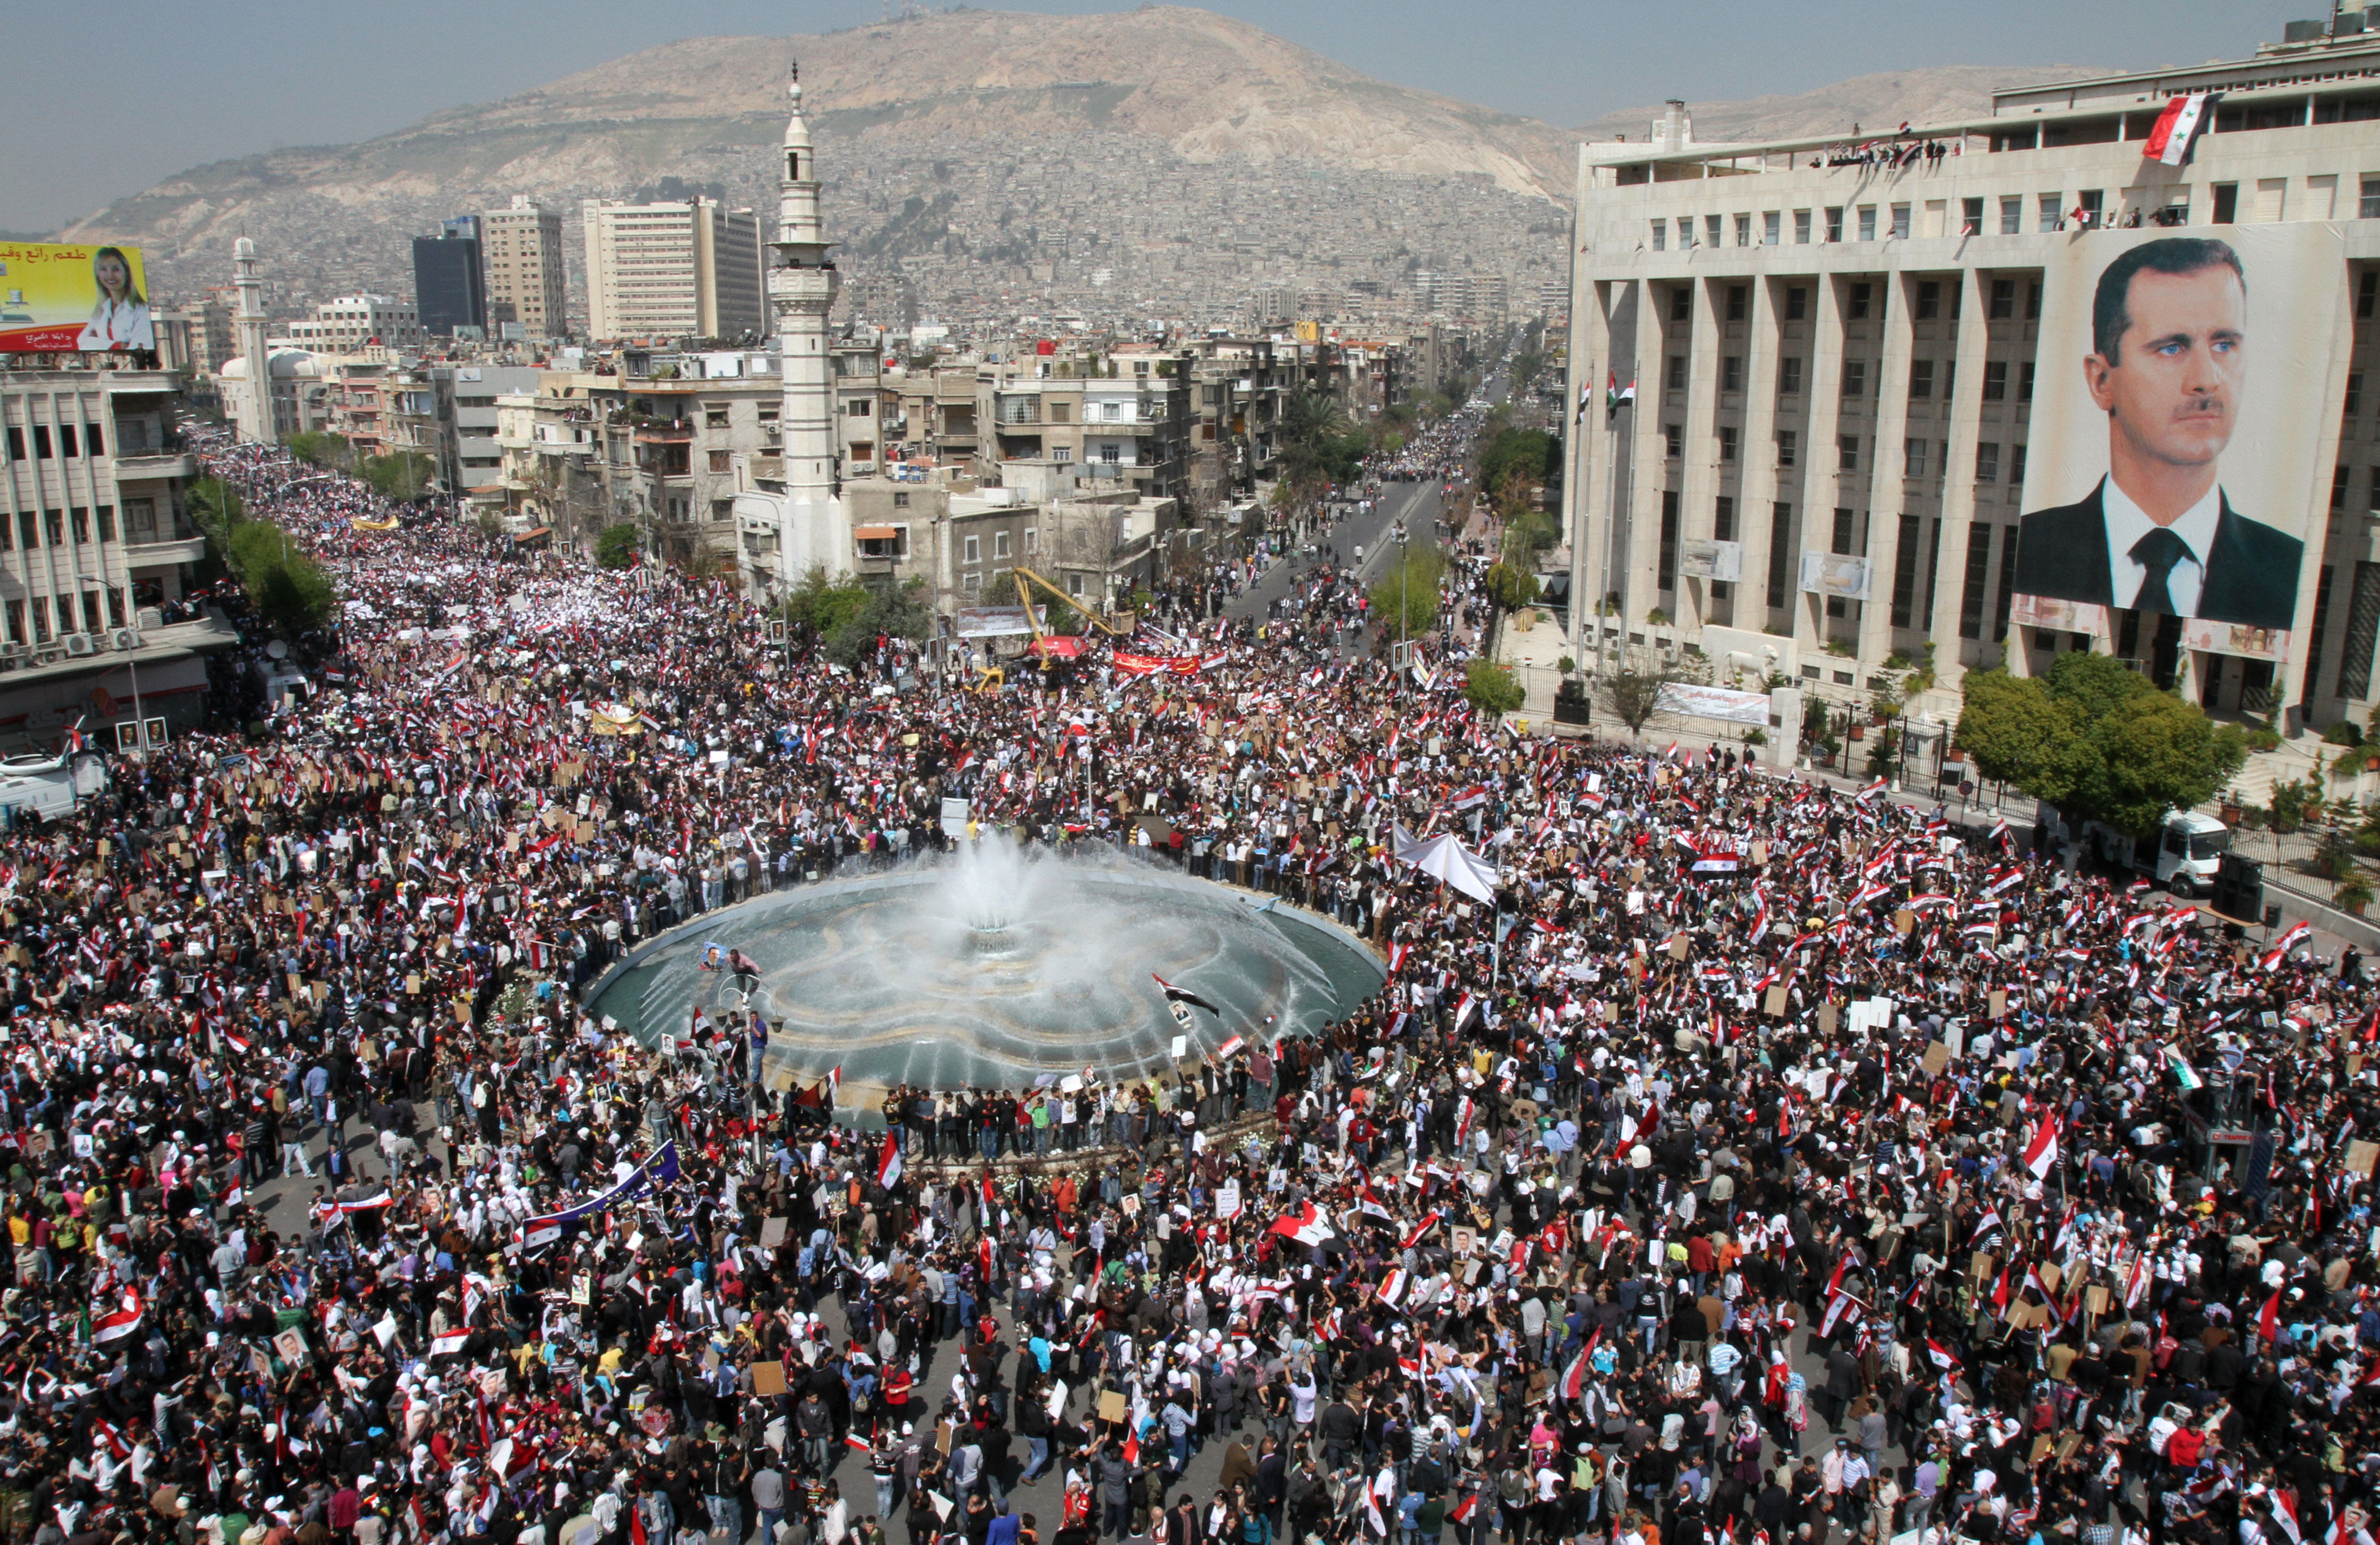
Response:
[1561,26,2380,740]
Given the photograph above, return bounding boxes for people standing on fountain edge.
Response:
[0,416,2362,1545]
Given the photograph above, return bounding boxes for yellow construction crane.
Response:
[1011,567,1129,668]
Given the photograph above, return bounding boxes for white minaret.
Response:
[231,236,277,445]
[770,59,843,585]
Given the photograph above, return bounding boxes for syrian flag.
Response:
[877,1131,903,1190]
[1400,1210,1444,1250]
[2259,1287,2284,1347]
[1855,777,1887,803]
[1926,1338,1960,1370]
[1378,1269,1409,1309]
[1357,1184,1396,1223]
[2144,92,2217,166]
[1970,1204,2003,1246]
[1153,973,1220,1015]
[2262,921,2313,971]
[1387,943,1412,972]
[335,1191,395,1213]
[1447,785,1490,811]
[1986,866,2024,896]
[1215,1035,1246,1059]
[1561,1327,1601,1401]
[1988,817,2010,847]
[2270,1488,2305,1545]
[91,1292,143,1344]
[2022,1114,2060,1179]
[1450,1496,1480,1526]
[430,1329,472,1358]
[1270,1201,1335,1246]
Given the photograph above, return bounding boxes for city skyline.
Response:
[0,0,2315,233]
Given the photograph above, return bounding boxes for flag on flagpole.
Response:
[2022,1115,2060,1179]
[877,1132,903,1190]
[1152,973,1220,1015]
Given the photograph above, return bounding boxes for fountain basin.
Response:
[585,847,1385,1122]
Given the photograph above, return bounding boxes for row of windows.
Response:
[1667,418,2029,480]
[960,529,1038,564]
[7,588,129,646]
[1647,176,2380,252]
[1664,276,2042,326]
[2,423,107,461]
[0,506,119,548]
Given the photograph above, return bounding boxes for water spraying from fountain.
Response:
[588,835,1384,1122]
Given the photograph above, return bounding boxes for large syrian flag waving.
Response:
[1153,974,1219,1015]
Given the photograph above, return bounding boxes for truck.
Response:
[0,752,107,825]
[2081,807,2230,897]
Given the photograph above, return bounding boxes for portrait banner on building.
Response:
[1799,551,1872,601]
[2009,223,2347,661]
[0,242,152,352]
[953,606,1046,639]
[1653,683,1771,727]
[1680,539,1744,582]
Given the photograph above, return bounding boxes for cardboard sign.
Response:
[751,1361,788,1397]
[1763,986,1788,1017]
[1988,989,2008,1020]
[1098,1389,1129,1424]
[1668,934,1690,961]
[1893,909,1915,935]
[2037,1262,2062,1294]
[1750,842,1769,866]
[1922,1042,1952,1076]
[2347,1139,2380,1178]
[2084,1285,2111,1314]
[759,1216,789,1249]
[1818,1002,1838,1034]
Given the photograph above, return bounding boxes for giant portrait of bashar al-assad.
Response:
[2012,236,2303,632]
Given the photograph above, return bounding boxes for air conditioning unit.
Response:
[111,629,142,652]
[62,633,95,657]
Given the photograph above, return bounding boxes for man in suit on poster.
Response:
[2013,236,2301,631]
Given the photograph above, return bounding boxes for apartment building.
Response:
[279,294,427,354]
[980,349,1193,501]
[842,476,1177,615]
[580,198,766,342]
[482,196,569,340]
[0,367,237,748]
[1563,31,2380,733]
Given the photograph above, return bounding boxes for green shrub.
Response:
[2327,721,2365,746]
[594,524,641,569]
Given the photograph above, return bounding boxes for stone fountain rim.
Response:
[581,853,1387,1058]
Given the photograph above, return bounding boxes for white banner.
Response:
[1652,683,1771,727]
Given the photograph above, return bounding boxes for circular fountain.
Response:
[586,837,1384,1120]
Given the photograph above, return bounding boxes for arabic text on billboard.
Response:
[1653,684,1771,727]
[953,606,1045,639]
[2009,224,2344,662]
[0,243,153,352]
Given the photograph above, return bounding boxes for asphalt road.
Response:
[1223,478,1447,626]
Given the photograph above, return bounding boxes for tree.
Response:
[1602,668,1674,743]
[1367,547,1445,641]
[824,577,932,668]
[1463,659,1526,717]
[362,452,435,500]
[186,477,243,540]
[1954,659,2245,836]
[1483,561,1540,614]
[594,523,641,570]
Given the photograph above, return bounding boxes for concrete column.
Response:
[1858,269,1916,666]
[1674,275,1725,632]
[1928,266,1998,701]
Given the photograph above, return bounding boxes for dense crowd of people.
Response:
[0,415,2372,1545]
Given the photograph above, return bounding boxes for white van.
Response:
[2087,808,2230,897]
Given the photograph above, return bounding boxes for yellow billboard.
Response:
[0,242,153,352]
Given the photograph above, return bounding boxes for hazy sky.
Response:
[0,0,2314,232]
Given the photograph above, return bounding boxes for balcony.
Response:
[122,537,207,569]
[632,422,693,444]
[112,450,198,480]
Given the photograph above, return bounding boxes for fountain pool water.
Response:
[587,837,1384,1123]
